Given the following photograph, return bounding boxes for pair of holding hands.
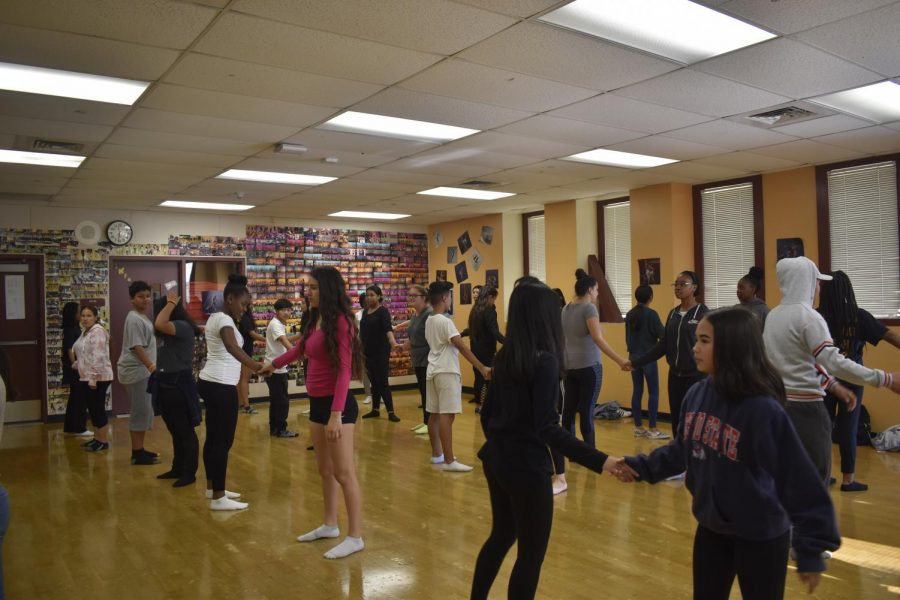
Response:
[602,456,640,482]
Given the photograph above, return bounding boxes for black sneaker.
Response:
[272,430,299,438]
[81,438,97,447]
[362,410,380,419]
[85,440,109,452]
[173,475,196,488]
[242,405,258,415]
[131,452,161,465]
[141,449,160,458]
[388,413,400,423]
[157,470,180,479]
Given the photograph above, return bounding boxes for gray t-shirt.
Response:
[117,310,157,384]
[407,306,433,368]
[562,301,601,370]
[157,320,195,373]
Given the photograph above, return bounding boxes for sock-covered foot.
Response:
[173,475,196,488]
[297,524,340,542]
[206,489,241,499]
[552,479,568,495]
[840,481,868,492]
[324,536,364,559]
[157,470,180,479]
[430,453,444,464]
[209,496,248,511]
[441,460,473,472]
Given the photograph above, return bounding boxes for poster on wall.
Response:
[455,261,469,283]
[485,269,499,289]
[447,246,458,263]
[457,231,472,255]
[480,225,494,245]
[433,230,443,248]
[460,283,472,305]
[436,270,447,282]
[638,258,661,285]
[777,238,804,259]
[471,248,483,271]
[4,274,25,319]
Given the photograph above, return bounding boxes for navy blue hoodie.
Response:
[625,379,840,573]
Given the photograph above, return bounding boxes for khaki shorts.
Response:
[426,373,462,414]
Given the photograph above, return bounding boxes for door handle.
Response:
[0,340,39,346]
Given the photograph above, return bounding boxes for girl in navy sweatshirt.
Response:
[617,308,839,599]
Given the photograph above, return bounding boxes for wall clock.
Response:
[106,220,133,246]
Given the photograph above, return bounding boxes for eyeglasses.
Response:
[408,294,425,298]
[671,281,694,288]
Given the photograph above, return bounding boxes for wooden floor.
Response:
[3,390,900,599]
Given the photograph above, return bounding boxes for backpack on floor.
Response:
[594,400,623,420]
[871,425,900,452]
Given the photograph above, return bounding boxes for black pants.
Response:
[472,351,494,405]
[63,382,87,433]
[366,352,394,413]
[551,381,565,475]
[562,364,602,448]
[824,380,864,474]
[80,380,110,429]
[198,380,238,491]
[470,461,554,600]
[668,372,705,436]
[159,380,199,479]
[414,366,430,424]
[692,525,790,600]
[266,373,290,433]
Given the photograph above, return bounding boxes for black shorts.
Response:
[309,391,359,425]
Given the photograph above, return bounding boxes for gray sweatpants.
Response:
[785,401,832,485]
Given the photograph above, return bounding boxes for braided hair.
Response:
[818,270,858,356]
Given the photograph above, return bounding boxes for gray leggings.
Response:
[784,401,832,485]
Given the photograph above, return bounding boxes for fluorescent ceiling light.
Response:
[329,211,410,220]
[563,148,678,168]
[418,187,515,201]
[538,0,776,64]
[0,61,149,105]
[216,169,336,185]
[809,81,900,123]
[0,149,85,168]
[160,200,255,211]
[320,111,480,143]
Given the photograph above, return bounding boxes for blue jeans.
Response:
[630,362,660,428]
[562,363,602,448]
[0,483,9,600]
[823,380,865,474]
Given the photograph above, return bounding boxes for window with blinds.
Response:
[827,160,900,318]
[604,201,631,316]
[701,182,755,309]
[527,213,546,282]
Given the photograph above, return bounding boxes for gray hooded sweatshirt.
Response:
[763,257,891,401]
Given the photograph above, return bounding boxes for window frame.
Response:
[816,153,900,325]
[596,197,631,318]
[522,210,545,280]
[692,175,765,305]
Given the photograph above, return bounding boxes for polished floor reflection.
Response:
[3,391,900,599]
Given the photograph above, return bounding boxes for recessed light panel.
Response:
[160,200,255,211]
[320,111,480,143]
[0,61,150,105]
[0,149,85,168]
[810,81,900,123]
[329,211,410,220]
[216,169,336,185]
[417,187,515,201]
[563,148,678,168]
[538,0,776,64]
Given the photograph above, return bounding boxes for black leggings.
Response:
[366,352,394,413]
[266,373,290,433]
[692,525,790,600]
[63,382,87,433]
[823,380,865,474]
[198,380,238,491]
[470,461,554,600]
[80,380,110,429]
[414,366,430,424]
[472,351,494,404]
[159,379,199,479]
[562,364,602,448]
[668,372,704,436]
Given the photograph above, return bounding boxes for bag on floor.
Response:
[857,405,873,446]
[594,400,622,420]
[871,424,900,452]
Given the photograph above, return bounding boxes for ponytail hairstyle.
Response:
[626,285,653,332]
[468,286,498,340]
[574,268,597,297]
[739,266,764,296]
[818,270,858,356]
[551,288,566,308]
[302,267,364,380]
[679,270,701,298]
[223,274,251,320]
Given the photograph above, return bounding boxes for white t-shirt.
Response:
[200,312,243,386]
[265,318,290,374]
[425,313,461,379]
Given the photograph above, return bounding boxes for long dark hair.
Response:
[626,285,653,332]
[153,297,201,335]
[468,286,498,340]
[704,308,785,404]
[302,267,364,379]
[299,295,311,333]
[818,270,858,356]
[492,281,565,384]
[574,268,597,296]
[63,301,80,329]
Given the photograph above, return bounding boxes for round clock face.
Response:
[107,220,133,246]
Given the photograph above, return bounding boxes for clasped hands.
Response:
[603,456,640,482]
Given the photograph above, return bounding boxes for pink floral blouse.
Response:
[73,324,113,385]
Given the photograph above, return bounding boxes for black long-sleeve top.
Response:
[478,352,608,478]
[632,303,709,376]
[463,306,505,361]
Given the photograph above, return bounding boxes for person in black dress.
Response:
[360,285,402,422]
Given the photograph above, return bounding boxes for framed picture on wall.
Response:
[457,231,472,255]
[447,246,458,263]
[777,238,804,259]
[460,283,472,305]
[638,258,661,285]
[485,269,499,289]
[436,269,447,282]
[471,248,483,271]
[455,261,468,283]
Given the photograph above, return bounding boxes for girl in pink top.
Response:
[262,266,365,559]
[73,305,114,451]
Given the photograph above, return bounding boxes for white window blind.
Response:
[527,214,546,283]
[702,182,755,309]
[828,160,900,318]
[604,201,631,316]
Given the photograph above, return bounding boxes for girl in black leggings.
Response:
[360,285,401,422]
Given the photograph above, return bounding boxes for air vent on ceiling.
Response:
[746,106,816,126]
[32,139,85,153]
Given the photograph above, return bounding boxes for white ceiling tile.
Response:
[616,70,791,117]
[65,178,183,193]
[750,139,864,163]
[496,115,645,147]
[121,108,300,143]
[194,13,441,86]
[348,169,470,187]
[772,114,873,137]
[548,93,713,134]
[230,0,515,55]
[92,144,238,168]
[647,162,751,182]
[0,163,76,179]
[283,129,436,157]
[796,3,900,77]
[0,182,66,195]
[432,131,590,159]
[717,0,898,35]
[163,54,383,107]
[458,22,679,91]
[400,59,597,112]
[389,146,539,171]
[229,157,366,178]
[0,0,218,49]
[382,156,491,179]
[257,148,402,170]
[105,127,267,156]
[885,121,900,132]
[663,120,797,151]
[175,180,299,201]
[479,166,592,187]
[608,136,728,160]
[518,160,629,180]
[426,0,560,18]
[78,157,218,178]
[813,126,900,154]
[693,38,882,99]
[0,91,130,126]
[141,84,337,128]
[693,151,803,172]
[0,115,113,143]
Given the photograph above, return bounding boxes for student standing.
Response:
[561,269,629,448]
[619,308,841,600]
[265,298,300,438]
[628,271,709,437]
[199,274,263,510]
[73,305,114,452]
[356,292,373,405]
[153,290,201,488]
[626,286,668,439]
[237,304,264,415]
[425,281,491,472]
[261,267,365,559]
[360,285,402,422]
[62,301,91,437]
[736,266,770,327]
[399,285,434,437]
[818,270,900,491]
[470,281,634,600]
[464,286,504,413]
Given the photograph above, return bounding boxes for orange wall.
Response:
[544,200,579,293]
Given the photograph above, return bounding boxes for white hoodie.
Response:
[763,257,891,401]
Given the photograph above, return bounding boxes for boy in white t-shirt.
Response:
[265,299,301,437]
[425,281,491,473]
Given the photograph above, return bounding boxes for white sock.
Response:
[324,536,364,559]
[430,454,444,464]
[206,489,241,499]
[297,524,340,542]
[209,497,248,511]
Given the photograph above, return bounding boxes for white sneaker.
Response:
[647,430,671,440]
[206,489,241,500]
[430,454,444,464]
[634,428,648,438]
[363,396,372,404]
[441,460,474,473]
[210,497,248,511]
